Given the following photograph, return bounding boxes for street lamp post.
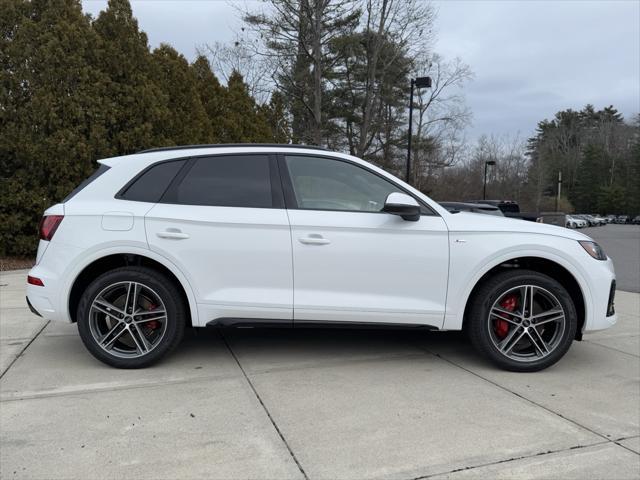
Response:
[406,76,432,184]
[483,160,496,200]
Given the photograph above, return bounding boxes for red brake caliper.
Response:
[495,294,517,339]
[146,303,160,331]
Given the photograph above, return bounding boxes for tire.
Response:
[467,269,577,372]
[77,266,186,368]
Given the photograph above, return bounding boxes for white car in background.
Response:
[566,215,587,228]
[26,145,617,372]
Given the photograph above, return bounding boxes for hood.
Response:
[443,212,592,241]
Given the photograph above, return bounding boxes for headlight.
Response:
[579,241,607,260]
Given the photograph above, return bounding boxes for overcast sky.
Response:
[82,0,640,142]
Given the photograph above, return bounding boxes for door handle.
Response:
[299,234,330,245]
[156,229,190,240]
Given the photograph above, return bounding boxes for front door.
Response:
[281,154,449,327]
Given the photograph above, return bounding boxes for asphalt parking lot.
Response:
[1,224,639,479]
[581,224,640,293]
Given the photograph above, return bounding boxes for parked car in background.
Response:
[592,215,607,225]
[470,199,520,217]
[616,215,629,224]
[439,202,504,216]
[632,216,640,225]
[573,215,590,226]
[26,144,617,372]
[566,215,587,228]
[605,215,617,223]
[573,215,597,227]
[585,215,605,226]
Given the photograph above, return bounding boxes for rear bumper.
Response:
[26,278,68,322]
[26,240,86,323]
[26,296,42,317]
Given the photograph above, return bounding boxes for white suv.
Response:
[26,145,617,371]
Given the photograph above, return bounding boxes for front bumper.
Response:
[582,256,617,332]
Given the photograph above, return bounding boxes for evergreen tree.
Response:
[191,55,227,143]
[0,0,108,256]
[92,0,168,153]
[261,91,292,144]
[571,144,609,212]
[220,71,272,142]
[151,45,210,145]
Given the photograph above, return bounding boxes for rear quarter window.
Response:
[117,160,187,203]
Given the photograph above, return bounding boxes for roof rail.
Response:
[138,143,329,154]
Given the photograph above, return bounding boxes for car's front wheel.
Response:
[467,270,577,372]
[77,267,185,368]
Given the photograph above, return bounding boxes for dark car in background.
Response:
[439,202,504,216]
[470,199,520,216]
[616,215,630,224]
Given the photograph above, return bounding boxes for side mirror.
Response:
[383,192,421,221]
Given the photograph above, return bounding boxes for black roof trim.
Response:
[138,143,329,154]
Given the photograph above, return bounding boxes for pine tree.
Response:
[151,45,210,145]
[261,91,292,143]
[0,0,109,256]
[92,0,168,153]
[221,71,272,142]
[191,55,227,143]
[572,144,608,212]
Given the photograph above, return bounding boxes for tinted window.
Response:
[499,203,520,213]
[285,155,400,212]
[174,155,272,208]
[120,160,186,203]
[64,164,110,202]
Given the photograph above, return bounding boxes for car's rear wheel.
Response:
[77,267,185,368]
[467,270,577,372]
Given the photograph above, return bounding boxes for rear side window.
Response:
[171,155,273,208]
[119,160,186,203]
[64,164,110,202]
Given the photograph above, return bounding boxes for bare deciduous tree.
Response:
[199,40,272,104]
[411,54,473,190]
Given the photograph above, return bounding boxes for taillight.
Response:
[27,275,44,286]
[39,215,64,241]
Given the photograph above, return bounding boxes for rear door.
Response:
[144,154,293,324]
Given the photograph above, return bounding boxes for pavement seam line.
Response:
[218,328,310,480]
[583,339,640,358]
[417,344,618,445]
[410,439,614,479]
[0,371,244,402]
[612,436,640,456]
[0,319,49,380]
[0,350,424,402]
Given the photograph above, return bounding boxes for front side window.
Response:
[173,155,273,208]
[284,155,401,213]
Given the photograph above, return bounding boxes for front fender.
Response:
[442,233,593,331]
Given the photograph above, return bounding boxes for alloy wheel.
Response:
[487,285,566,363]
[88,281,168,359]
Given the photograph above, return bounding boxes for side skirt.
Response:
[206,318,439,331]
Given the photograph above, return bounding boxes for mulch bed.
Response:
[0,257,36,272]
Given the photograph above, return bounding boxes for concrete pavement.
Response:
[1,268,638,479]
